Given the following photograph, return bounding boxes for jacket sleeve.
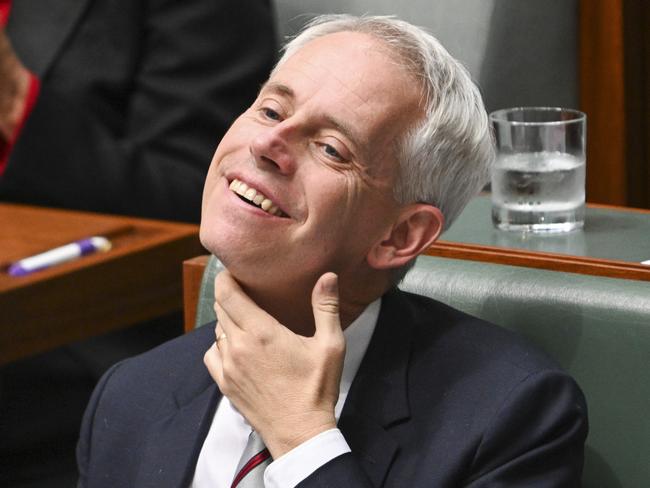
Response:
[463,369,588,487]
[296,369,587,488]
[1,0,276,222]
[296,452,375,488]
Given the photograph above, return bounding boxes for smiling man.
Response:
[77,15,587,488]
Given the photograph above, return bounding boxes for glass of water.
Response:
[490,107,586,233]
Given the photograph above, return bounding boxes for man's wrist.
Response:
[262,415,337,459]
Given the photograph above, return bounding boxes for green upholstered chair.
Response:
[193,254,650,488]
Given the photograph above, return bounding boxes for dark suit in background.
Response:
[0,1,276,485]
[78,289,587,487]
[1,0,276,222]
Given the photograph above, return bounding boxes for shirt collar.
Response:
[334,297,381,418]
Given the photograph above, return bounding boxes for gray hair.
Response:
[276,14,494,230]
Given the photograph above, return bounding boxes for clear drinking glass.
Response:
[490,107,587,233]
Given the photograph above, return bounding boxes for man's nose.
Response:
[249,124,297,175]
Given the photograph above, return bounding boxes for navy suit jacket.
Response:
[77,289,587,487]
[1,0,275,222]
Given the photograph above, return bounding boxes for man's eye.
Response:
[262,108,281,121]
[322,144,344,162]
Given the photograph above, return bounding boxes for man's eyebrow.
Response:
[260,81,295,98]
[322,115,364,151]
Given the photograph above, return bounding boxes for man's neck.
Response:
[238,276,386,336]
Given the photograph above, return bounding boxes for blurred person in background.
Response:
[0,0,275,222]
[0,1,276,486]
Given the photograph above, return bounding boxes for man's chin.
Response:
[205,245,276,284]
[214,253,311,295]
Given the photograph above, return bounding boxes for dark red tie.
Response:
[231,431,272,488]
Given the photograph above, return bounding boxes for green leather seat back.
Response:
[194,255,222,327]
[195,254,650,487]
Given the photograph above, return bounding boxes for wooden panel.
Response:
[0,204,204,365]
[623,0,650,208]
[579,0,627,204]
[183,255,210,333]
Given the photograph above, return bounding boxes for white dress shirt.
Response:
[191,298,380,488]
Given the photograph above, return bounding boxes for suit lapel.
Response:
[6,0,91,77]
[136,325,222,488]
[339,288,414,487]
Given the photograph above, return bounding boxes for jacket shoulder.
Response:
[103,324,215,400]
[396,289,561,374]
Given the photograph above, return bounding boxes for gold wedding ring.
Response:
[216,332,227,344]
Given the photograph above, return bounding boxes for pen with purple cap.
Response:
[7,236,112,277]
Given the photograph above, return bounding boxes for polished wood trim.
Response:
[427,241,650,282]
[183,255,210,333]
[580,0,627,204]
[622,0,650,208]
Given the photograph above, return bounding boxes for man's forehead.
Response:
[275,32,392,87]
[268,35,418,106]
[260,81,294,99]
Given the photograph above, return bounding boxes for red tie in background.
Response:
[0,0,10,26]
[0,0,41,175]
[0,0,12,168]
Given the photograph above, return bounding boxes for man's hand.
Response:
[0,28,30,143]
[204,270,346,459]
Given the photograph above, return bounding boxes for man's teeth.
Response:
[229,179,281,216]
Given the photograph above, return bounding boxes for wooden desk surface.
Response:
[1,203,204,365]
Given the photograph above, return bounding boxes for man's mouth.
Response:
[229,179,288,217]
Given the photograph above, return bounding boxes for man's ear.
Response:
[367,204,444,270]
